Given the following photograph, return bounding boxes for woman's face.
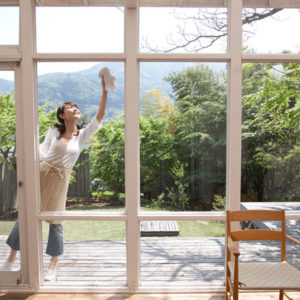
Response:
[60,104,81,121]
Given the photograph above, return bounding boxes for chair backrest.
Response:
[226,209,286,261]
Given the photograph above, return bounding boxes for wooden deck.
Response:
[2,292,300,300]
[2,292,300,299]
[140,221,179,236]
[1,236,300,287]
[241,202,300,239]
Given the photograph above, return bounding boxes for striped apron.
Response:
[40,160,72,224]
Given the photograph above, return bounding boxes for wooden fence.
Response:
[0,152,90,217]
[67,152,90,200]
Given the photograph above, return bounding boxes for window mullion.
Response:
[125,6,140,291]
[225,0,243,287]
[226,0,243,211]
[18,0,42,288]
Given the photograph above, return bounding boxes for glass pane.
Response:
[229,218,300,273]
[0,71,20,271]
[0,7,19,45]
[238,205,300,272]
[243,9,300,54]
[140,8,227,53]
[140,62,227,212]
[36,7,124,53]
[37,62,125,213]
[0,222,20,271]
[242,60,300,264]
[140,220,225,287]
[42,221,126,286]
[242,62,300,203]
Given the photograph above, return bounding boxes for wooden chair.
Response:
[226,209,300,300]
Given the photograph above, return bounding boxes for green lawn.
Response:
[178,221,225,237]
[0,221,15,236]
[0,220,126,241]
[0,208,225,241]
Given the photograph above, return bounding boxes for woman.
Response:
[3,74,108,281]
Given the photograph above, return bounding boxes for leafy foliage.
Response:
[0,99,56,167]
[140,116,177,204]
[166,65,227,209]
[0,93,16,168]
[242,61,300,201]
[89,119,125,204]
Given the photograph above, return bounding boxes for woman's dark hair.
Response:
[53,101,81,139]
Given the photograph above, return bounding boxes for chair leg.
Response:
[226,280,229,299]
[233,281,238,300]
[279,290,283,300]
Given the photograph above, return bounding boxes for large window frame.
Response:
[1,0,300,294]
[0,61,24,285]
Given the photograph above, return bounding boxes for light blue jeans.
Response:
[6,219,64,256]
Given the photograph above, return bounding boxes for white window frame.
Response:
[0,60,23,286]
[1,0,300,294]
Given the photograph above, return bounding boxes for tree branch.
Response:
[143,8,284,53]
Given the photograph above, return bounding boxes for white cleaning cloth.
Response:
[99,67,117,91]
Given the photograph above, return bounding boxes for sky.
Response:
[0,6,299,81]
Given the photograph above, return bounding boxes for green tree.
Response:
[242,63,271,201]
[140,116,177,203]
[0,97,58,172]
[166,65,227,210]
[164,161,189,210]
[89,116,179,208]
[38,105,57,142]
[141,89,175,120]
[242,61,300,201]
[89,120,125,203]
[0,93,16,172]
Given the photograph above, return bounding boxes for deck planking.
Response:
[1,237,300,287]
[140,221,179,236]
[2,293,300,299]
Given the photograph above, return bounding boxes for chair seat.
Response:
[228,261,300,289]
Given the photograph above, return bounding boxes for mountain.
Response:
[0,78,14,94]
[37,63,123,120]
[1,62,225,120]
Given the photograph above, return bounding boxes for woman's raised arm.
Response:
[96,76,108,124]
